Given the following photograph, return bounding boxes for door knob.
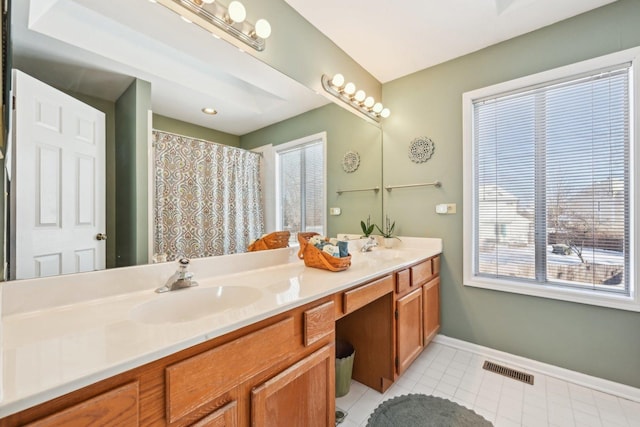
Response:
[96,233,107,241]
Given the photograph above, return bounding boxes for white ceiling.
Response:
[12,0,329,135]
[12,0,619,135]
[284,0,619,83]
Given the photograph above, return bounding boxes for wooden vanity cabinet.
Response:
[2,254,441,426]
[2,299,336,427]
[395,288,423,375]
[423,277,441,343]
[251,345,334,427]
[394,255,441,376]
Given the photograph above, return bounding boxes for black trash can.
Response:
[335,340,355,397]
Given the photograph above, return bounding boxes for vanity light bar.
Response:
[156,0,271,51]
[321,74,390,123]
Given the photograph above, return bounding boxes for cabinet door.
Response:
[423,277,440,344]
[396,288,423,375]
[251,345,334,427]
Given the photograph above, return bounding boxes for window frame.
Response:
[273,132,327,243]
[462,47,640,312]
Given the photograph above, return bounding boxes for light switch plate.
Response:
[329,207,341,216]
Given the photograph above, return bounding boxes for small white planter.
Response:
[383,238,395,249]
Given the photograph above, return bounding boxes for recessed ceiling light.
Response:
[202,107,218,115]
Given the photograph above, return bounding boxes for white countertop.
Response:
[0,237,442,417]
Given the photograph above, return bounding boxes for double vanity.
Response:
[0,237,442,426]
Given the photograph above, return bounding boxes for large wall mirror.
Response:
[5,0,382,281]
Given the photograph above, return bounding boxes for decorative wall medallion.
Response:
[409,137,435,163]
[342,150,360,173]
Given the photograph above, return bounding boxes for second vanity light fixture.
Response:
[156,0,272,51]
[321,73,390,122]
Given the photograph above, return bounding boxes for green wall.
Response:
[115,79,151,267]
[241,103,383,237]
[382,0,640,388]
[242,0,381,102]
[152,114,240,147]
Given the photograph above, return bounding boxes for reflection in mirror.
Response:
[6,0,382,281]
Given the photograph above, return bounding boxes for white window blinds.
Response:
[277,140,324,242]
[472,65,630,295]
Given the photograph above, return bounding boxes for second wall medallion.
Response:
[409,136,435,163]
[342,150,361,173]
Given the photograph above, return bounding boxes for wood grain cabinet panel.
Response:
[432,255,441,276]
[191,401,237,427]
[304,301,335,347]
[165,317,295,424]
[423,277,440,344]
[26,382,139,427]
[343,275,393,314]
[395,269,410,294]
[396,288,423,376]
[251,345,334,427]
[410,259,433,287]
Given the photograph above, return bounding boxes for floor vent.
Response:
[483,361,534,385]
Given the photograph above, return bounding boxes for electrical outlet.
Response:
[435,203,456,214]
[329,207,341,216]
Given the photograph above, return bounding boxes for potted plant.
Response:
[376,215,400,248]
[360,215,375,238]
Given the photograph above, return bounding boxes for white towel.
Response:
[322,244,339,257]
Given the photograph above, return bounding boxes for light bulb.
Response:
[364,96,375,108]
[380,108,391,118]
[228,1,246,23]
[254,19,271,38]
[331,73,345,88]
[354,90,366,103]
[343,82,356,96]
[373,102,383,114]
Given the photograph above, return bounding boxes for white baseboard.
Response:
[433,334,640,403]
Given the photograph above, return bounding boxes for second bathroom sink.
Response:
[130,286,262,324]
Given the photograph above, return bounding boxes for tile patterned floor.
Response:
[336,342,640,427]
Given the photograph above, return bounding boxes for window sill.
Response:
[463,276,640,312]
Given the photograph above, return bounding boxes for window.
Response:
[275,132,326,244]
[463,48,640,311]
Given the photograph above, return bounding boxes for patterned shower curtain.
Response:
[153,130,264,260]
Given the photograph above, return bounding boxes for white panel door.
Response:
[11,70,106,279]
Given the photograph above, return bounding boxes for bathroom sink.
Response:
[130,286,262,324]
[361,248,404,260]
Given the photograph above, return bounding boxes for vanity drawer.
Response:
[27,382,139,427]
[191,401,237,427]
[343,275,394,314]
[165,317,295,423]
[304,301,335,346]
[432,255,441,276]
[411,259,433,286]
[396,269,411,294]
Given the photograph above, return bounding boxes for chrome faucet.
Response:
[155,258,199,293]
[360,236,378,252]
